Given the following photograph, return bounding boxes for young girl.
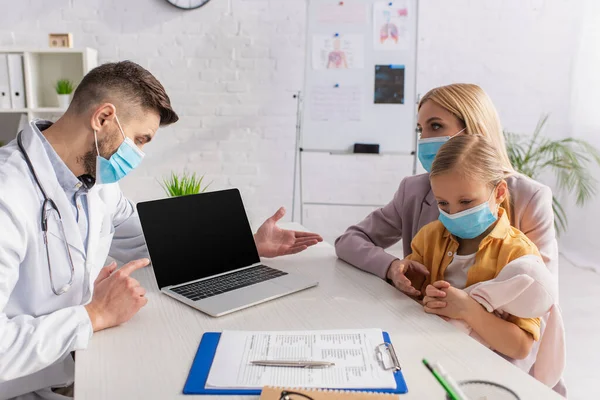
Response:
[396,135,564,390]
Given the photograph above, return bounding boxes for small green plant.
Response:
[55,79,74,95]
[0,140,4,147]
[504,114,600,235]
[161,172,211,197]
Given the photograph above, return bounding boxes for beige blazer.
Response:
[335,173,559,280]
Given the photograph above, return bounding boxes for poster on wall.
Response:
[374,65,405,104]
[312,35,365,70]
[310,85,362,121]
[373,1,410,50]
[317,2,367,24]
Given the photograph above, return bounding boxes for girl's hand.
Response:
[422,281,450,308]
[424,281,478,320]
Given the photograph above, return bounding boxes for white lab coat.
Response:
[0,121,148,399]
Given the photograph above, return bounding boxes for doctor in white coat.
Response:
[0,61,322,399]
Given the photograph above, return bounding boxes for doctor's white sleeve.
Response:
[109,190,150,264]
[0,199,93,382]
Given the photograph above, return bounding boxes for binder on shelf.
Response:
[0,55,12,109]
[183,331,408,396]
[7,54,26,109]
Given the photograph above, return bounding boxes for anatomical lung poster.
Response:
[373,1,410,50]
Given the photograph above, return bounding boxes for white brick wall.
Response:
[0,0,583,244]
[560,0,600,272]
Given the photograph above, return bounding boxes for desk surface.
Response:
[75,223,561,399]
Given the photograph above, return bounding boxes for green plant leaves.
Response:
[55,79,74,95]
[552,196,567,237]
[160,172,212,197]
[504,115,600,236]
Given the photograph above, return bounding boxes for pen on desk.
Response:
[422,359,465,400]
[431,362,470,400]
[250,360,335,368]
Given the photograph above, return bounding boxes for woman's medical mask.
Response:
[417,128,466,172]
[438,189,499,239]
[94,115,145,185]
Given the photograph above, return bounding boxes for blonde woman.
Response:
[335,83,558,294]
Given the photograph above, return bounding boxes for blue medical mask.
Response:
[94,115,145,185]
[438,189,499,239]
[417,128,465,172]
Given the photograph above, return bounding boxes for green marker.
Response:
[422,359,463,400]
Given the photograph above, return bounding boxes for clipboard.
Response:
[183,331,408,395]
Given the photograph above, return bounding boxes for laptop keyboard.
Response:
[170,265,288,301]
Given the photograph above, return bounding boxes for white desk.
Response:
[75,224,561,399]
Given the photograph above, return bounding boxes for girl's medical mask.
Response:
[417,128,466,172]
[94,115,145,185]
[438,188,499,239]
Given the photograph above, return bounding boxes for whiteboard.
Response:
[301,0,418,153]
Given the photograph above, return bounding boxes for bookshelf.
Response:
[0,47,97,144]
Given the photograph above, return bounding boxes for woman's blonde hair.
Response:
[430,135,514,219]
[419,83,514,172]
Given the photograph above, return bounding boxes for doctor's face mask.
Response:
[82,109,160,181]
[93,114,145,185]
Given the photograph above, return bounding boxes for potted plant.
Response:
[504,115,600,235]
[160,172,211,197]
[55,79,74,109]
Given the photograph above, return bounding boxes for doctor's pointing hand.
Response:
[85,259,149,332]
[0,61,322,400]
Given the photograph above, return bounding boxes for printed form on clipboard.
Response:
[205,329,399,390]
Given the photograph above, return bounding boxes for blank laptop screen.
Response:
[136,189,260,289]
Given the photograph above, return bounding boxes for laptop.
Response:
[136,188,318,317]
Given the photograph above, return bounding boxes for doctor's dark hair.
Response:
[430,134,513,220]
[70,61,179,126]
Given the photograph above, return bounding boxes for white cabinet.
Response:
[0,48,98,145]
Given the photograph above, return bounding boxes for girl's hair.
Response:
[430,135,514,219]
[418,83,514,172]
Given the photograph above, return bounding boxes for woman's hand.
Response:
[386,259,429,296]
[423,281,478,320]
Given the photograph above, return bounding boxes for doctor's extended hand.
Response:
[84,258,150,332]
[254,207,323,258]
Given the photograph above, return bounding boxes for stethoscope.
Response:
[17,132,75,295]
